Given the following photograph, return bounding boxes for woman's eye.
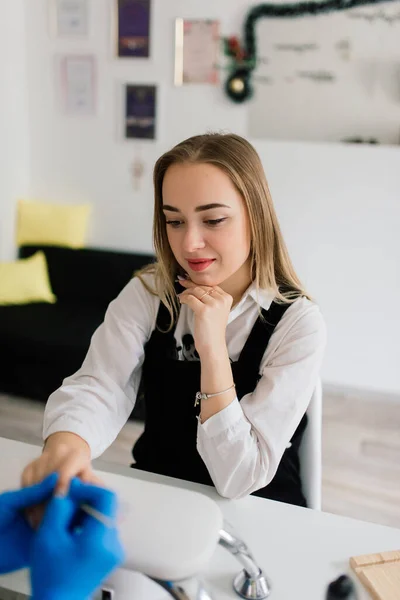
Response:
[205,218,227,226]
[166,220,183,228]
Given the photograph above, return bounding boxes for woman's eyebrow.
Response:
[162,203,231,213]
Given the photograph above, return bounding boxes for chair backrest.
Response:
[299,379,322,510]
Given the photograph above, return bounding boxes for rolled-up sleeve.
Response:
[43,275,158,458]
[196,301,326,499]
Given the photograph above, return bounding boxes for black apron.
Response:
[132,298,307,507]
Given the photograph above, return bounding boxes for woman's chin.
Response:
[190,273,225,287]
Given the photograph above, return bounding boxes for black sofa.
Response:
[0,245,154,419]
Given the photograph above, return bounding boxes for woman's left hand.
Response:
[178,279,233,357]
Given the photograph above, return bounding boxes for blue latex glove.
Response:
[31,479,125,600]
[0,473,58,574]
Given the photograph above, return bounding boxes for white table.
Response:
[0,436,399,599]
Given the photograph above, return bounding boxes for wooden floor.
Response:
[322,389,400,528]
[0,389,399,529]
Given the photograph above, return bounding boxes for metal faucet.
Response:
[218,529,270,599]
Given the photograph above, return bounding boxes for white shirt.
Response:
[43,274,326,499]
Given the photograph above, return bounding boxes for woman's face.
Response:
[162,162,252,291]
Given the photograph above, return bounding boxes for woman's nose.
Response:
[182,226,206,253]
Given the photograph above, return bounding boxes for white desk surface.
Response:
[0,436,399,600]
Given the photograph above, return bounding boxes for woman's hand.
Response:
[178,279,233,357]
[21,433,103,528]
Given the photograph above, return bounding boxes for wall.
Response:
[3,0,400,395]
[0,0,30,261]
[23,0,251,253]
[253,139,400,395]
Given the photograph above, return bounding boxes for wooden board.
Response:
[350,550,400,600]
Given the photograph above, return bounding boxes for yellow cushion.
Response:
[17,199,91,249]
[0,251,56,306]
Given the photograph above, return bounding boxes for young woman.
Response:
[22,133,326,507]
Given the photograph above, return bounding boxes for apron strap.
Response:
[238,300,292,373]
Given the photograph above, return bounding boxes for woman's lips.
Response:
[187,259,215,272]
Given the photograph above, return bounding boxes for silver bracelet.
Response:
[194,383,236,407]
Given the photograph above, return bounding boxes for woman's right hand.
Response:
[21,432,103,527]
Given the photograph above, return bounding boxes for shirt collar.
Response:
[228,282,275,323]
[247,282,275,311]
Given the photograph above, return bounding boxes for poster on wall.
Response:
[52,0,89,37]
[125,85,156,139]
[175,19,220,85]
[60,55,96,115]
[116,0,151,58]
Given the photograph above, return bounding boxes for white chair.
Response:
[299,378,323,510]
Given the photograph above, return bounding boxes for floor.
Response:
[0,389,399,529]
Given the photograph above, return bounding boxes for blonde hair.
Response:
[137,132,309,328]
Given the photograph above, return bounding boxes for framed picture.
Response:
[125,85,156,139]
[59,55,96,115]
[51,0,89,37]
[116,0,151,58]
[175,19,220,85]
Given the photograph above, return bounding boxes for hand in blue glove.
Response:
[0,473,58,574]
[31,479,125,600]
